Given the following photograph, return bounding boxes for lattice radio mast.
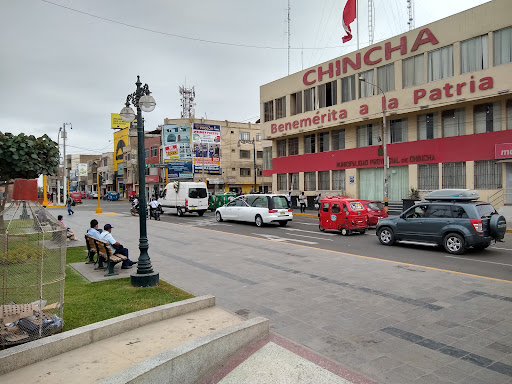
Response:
[179,85,196,118]
[287,0,291,75]
[407,0,414,30]
[368,0,375,45]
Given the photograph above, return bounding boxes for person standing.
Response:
[99,224,136,269]
[286,191,292,208]
[66,195,74,215]
[314,193,322,210]
[298,192,306,213]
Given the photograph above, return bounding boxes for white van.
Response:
[160,181,208,216]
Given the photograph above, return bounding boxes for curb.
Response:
[0,295,216,375]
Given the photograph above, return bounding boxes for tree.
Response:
[0,132,59,181]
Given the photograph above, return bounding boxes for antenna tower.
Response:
[179,85,196,118]
[287,0,291,75]
[368,0,375,45]
[407,0,414,30]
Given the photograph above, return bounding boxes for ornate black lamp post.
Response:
[120,76,159,287]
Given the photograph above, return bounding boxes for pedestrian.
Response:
[50,192,54,203]
[286,191,292,207]
[66,195,74,215]
[58,215,77,241]
[298,192,306,213]
[99,224,136,269]
[314,193,322,210]
[87,219,102,239]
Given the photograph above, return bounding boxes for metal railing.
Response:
[487,189,504,208]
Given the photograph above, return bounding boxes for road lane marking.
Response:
[445,255,512,267]
[281,233,334,241]
[489,246,512,251]
[252,233,318,245]
[279,227,336,236]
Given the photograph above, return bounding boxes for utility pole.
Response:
[62,123,72,204]
[253,139,257,192]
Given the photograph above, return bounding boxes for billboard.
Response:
[192,123,221,174]
[114,129,129,172]
[78,163,88,177]
[111,113,131,130]
[162,124,193,179]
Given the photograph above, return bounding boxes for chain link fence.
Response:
[0,201,65,348]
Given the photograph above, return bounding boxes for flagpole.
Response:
[356,0,359,50]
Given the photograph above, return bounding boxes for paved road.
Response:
[59,202,512,384]
[77,200,512,282]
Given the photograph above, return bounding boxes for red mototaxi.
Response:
[318,196,369,235]
[360,200,388,226]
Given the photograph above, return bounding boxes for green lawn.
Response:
[63,247,194,331]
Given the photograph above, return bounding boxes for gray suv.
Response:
[376,189,507,254]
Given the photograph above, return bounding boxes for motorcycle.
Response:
[130,200,139,216]
[149,203,162,221]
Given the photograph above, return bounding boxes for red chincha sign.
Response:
[495,143,512,159]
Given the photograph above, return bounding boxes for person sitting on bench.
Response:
[87,219,102,239]
[99,224,136,269]
[58,215,77,241]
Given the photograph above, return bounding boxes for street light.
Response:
[238,139,257,192]
[358,76,388,212]
[120,76,159,287]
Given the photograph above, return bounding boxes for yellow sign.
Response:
[111,113,131,130]
[113,129,129,172]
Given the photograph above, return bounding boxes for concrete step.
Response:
[0,296,269,384]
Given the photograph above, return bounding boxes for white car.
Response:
[215,194,293,227]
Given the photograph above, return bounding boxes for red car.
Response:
[360,200,388,226]
[80,191,87,199]
[70,191,82,204]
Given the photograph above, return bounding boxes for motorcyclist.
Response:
[149,198,160,219]
[131,196,140,215]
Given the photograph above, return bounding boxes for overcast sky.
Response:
[1,0,490,156]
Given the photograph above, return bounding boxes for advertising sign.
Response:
[166,159,193,179]
[78,163,88,177]
[495,143,512,159]
[113,129,129,172]
[111,113,131,130]
[192,123,221,174]
[163,124,193,178]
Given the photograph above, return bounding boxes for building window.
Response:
[357,124,379,147]
[151,146,158,157]
[288,137,299,156]
[359,69,375,98]
[442,162,466,189]
[289,173,299,190]
[304,87,315,112]
[332,170,346,191]
[389,119,408,143]
[264,101,274,122]
[103,158,108,166]
[318,80,337,108]
[507,100,512,130]
[377,63,394,93]
[304,172,316,191]
[275,96,286,119]
[304,134,316,154]
[494,26,512,66]
[256,133,261,141]
[402,54,424,88]
[417,113,438,140]
[240,168,251,177]
[428,45,453,82]
[290,91,303,115]
[475,160,502,189]
[331,129,345,150]
[318,171,330,190]
[442,108,465,137]
[240,150,250,159]
[263,147,273,170]
[277,174,287,190]
[318,132,330,153]
[341,75,356,102]
[257,151,263,159]
[239,132,250,141]
[474,102,501,133]
[144,148,149,158]
[418,164,439,190]
[144,168,150,176]
[461,35,489,74]
[277,139,287,157]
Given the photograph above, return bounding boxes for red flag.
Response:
[342,0,357,43]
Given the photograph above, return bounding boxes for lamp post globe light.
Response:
[358,76,389,212]
[120,75,159,287]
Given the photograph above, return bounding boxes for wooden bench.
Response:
[84,234,98,265]
[94,238,128,277]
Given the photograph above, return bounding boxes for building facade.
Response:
[260,0,512,206]
[97,152,115,196]
[162,118,270,194]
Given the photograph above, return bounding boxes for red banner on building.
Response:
[495,143,512,159]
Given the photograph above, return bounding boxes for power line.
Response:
[40,0,357,51]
